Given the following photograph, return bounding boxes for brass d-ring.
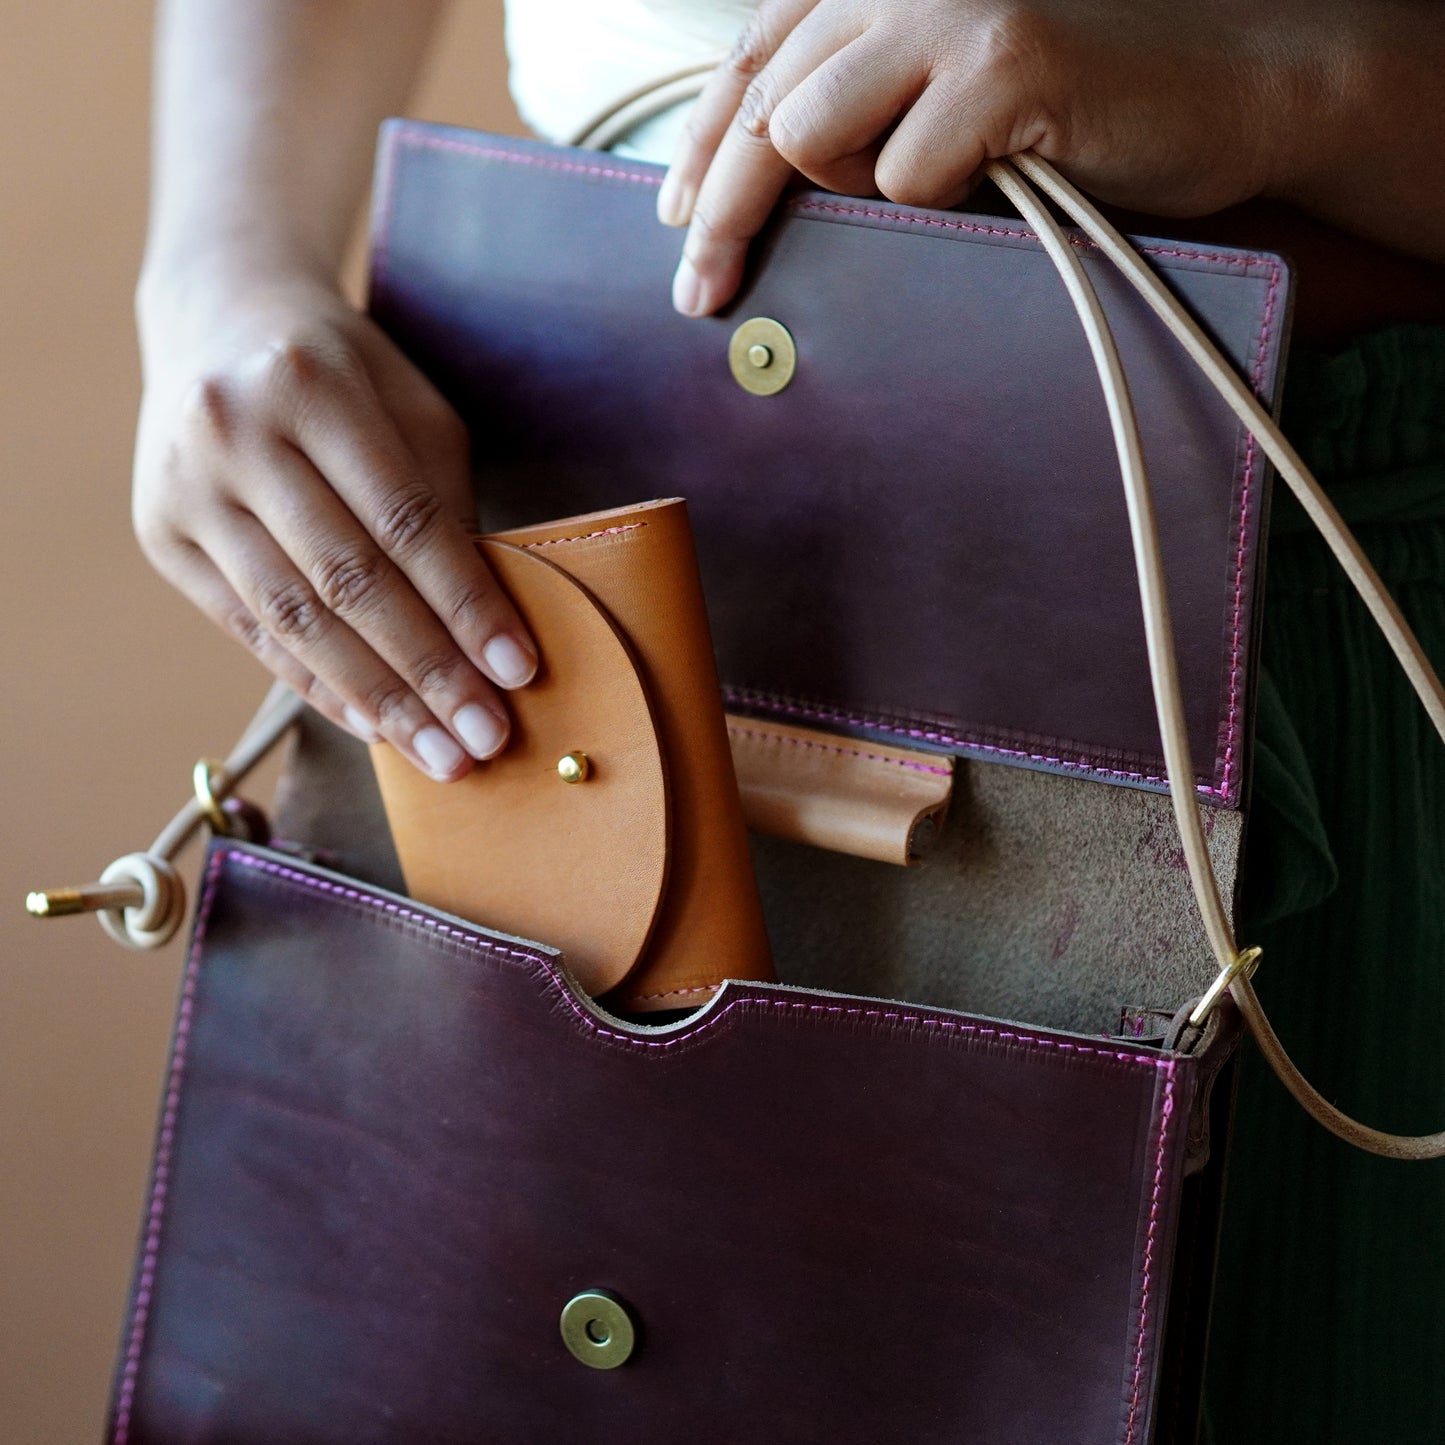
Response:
[1188,946,1263,1028]
[192,758,234,836]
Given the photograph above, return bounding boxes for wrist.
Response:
[136,240,344,359]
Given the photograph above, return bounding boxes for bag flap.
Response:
[368,123,1292,809]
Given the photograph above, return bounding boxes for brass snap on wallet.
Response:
[370,497,774,1012]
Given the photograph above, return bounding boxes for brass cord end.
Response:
[27,889,73,917]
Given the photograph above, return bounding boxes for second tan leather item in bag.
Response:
[370,498,774,1012]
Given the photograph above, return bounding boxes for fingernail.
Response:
[673,257,705,317]
[343,706,381,743]
[482,634,537,688]
[657,171,693,227]
[414,725,466,779]
[453,701,509,760]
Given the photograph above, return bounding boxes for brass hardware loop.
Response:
[1188,946,1263,1028]
[193,758,234,836]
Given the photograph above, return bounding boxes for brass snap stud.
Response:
[557,751,591,784]
[560,1290,637,1369]
[728,317,796,397]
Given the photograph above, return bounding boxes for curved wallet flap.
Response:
[368,123,1293,810]
[371,536,668,995]
[371,499,775,1007]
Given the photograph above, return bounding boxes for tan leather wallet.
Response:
[370,499,774,1012]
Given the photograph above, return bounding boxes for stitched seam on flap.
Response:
[518,521,647,548]
[110,849,227,1445]
[726,723,954,777]
[1124,1069,1177,1444]
[794,198,1281,276]
[1217,261,1281,802]
[223,850,1171,1073]
[725,688,1228,799]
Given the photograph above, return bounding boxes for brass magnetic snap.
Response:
[557,751,591,784]
[728,317,796,397]
[560,1290,637,1369]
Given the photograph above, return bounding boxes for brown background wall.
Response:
[0,6,522,1439]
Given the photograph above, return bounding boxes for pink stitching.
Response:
[397,132,663,187]
[1215,257,1280,802]
[226,849,1171,1070]
[111,849,226,1445]
[726,723,954,777]
[519,522,646,549]
[625,983,724,1002]
[1124,1067,1177,1444]
[791,198,1282,274]
[725,688,1228,800]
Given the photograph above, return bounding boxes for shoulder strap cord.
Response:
[990,155,1445,1160]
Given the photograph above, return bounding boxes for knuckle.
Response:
[177,375,238,446]
[263,337,329,388]
[441,578,501,640]
[312,543,389,617]
[255,335,355,410]
[223,606,267,656]
[363,680,415,732]
[735,79,776,140]
[725,16,774,82]
[373,481,444,555]
[410,647,468,700]
[253,575,326,644]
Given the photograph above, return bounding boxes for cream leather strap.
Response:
[991,155,1445,1160]
[567,62,725,153]
[572,64,1445,1155]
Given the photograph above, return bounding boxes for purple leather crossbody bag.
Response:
[82,125,1445,1444]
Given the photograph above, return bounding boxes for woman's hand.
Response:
[658,0,1404,316]
[134,271,537,782]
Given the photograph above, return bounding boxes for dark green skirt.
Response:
[1202,325,1445,1442]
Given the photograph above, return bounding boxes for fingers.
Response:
[195,504,495,781]
[873,85,990,211]
[238,439,516,769]
[769,32,924,197]
[662,0,859,316]
[656,0,823,230]
[257,338,539,696]
[657,0,1064,316]
[152,535,365,737]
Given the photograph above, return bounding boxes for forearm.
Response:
[138,0,445,336]
[1265,1,1445,260]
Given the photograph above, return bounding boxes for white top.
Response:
[504,0,758,161]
